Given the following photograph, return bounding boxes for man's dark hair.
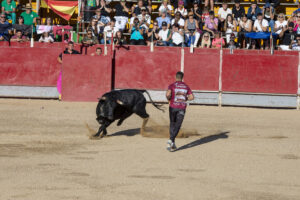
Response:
[68,41,74,45]
[111,18,116,23]
[96,47,102,52]
[209,11,214,15]
[176,71,184,80]
[257,13,263,17]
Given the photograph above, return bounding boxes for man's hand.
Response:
[166,90,171,101]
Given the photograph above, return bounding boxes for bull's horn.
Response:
[116,100,123,105]
[101,96,106,100]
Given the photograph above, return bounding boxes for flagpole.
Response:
[36,0,40,15]
[77,0,81,43]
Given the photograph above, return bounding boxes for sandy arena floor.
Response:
[0,99,300,200]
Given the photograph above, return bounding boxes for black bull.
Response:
[93,89,164,137]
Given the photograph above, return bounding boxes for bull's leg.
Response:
[94,121,113,138]
[135,111,150,133]
[93,124,106,137]
[117,111,133,126]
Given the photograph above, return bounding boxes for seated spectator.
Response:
[20,3,38,32]
[1,0,16,24]
[224,14,237,44]
[87,18,98,37]
[11,30,29,42]
[12,16,31,37]
[146,21,159,46]
[174,1,187,18]
[84,0,99,22]
[132,0,148,16]
[232,0,245,22]
[200,32,211,48]
[191,1,202,30]
[262,3,275,32]
[101,18,118,44]
[156,11,171,29]
[212,32,225,48]
[158,0,172,17]
[218,2,232,31]
[184,12,200,47]
[293,12,300,35]
[278,22,296,51]
[204,11,218,36]
[114,31,127,45]
[129,17,145,45]
[38,31,54,43]
[91,47,102,56]
[253,13,269,49]
[237,15,252,49]
[204,0,214,12]
[145,0,152,14]
[266,0,280,8]
[99,0,112,17]
[292,4,300,16]
[171,11,185,29]
[157,21,172,46]
[201,7,209,22]
[227,33,237,49]
[247,2,262,22]
[113,0,129,31]
[93,9,110,34]
[0,13,12,41]
[83,29,99,45]
[37,17,53,38]
[170,24,185,47]
[137,7,151,31]
[290,34,300,51]
[274,13,287,35]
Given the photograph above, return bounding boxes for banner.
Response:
[41,0,78,21]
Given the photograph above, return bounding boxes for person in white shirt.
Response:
[39,31,54,43]
[137,7,151,30]
[218,2,232,31]
[158,0,172,17]
[102,18,119,44]
[171,11,185,29]
[253,13,269,49]
[158,21,172,46]
[174,1,187,18]
[290,35,300,51]
[170,24,185,47]
[274,13,287,35]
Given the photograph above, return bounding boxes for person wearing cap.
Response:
[247,2,262,21]
[274,13,287,35]
[278,22,296,51]
[232,0,245,22]
[158,0,172,17]
[0,13,12,41]
[158,21,172,46]
[262,2,275,32]
[171,11,185,29]
[156,11,171,29]
[218,2,232,31]
[290,34,300,51]
[174,1,187,18]
[113,0,129,31]
[20,3,38,32]
[1,0,16,24]
[137,6,151,30]
[184,11,201,47]
[204,11,218,36]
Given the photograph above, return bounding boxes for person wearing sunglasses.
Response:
[290,34,300,51]
[0,13,12,41]
[1,0,16,24]
[146,21,159,46]
[171,11,185,29]
[278,22,296,51]
[200,32,211,48]
[184,11,200,47]
[274,13,287,35]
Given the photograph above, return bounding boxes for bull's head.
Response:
[96,95,120,122]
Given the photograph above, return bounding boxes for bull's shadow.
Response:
[107,128,141,137]
[174,131,230,152]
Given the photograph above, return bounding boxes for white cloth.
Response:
[218,7,232,20]
[292,44,300,51]
[174,7,187,17]
[114,16,128,31]
[36,25,52,34]
[275,20,287,34]
[254,19,269,32]
[279,45,291,51]
[172,31,183,45]
[159,4,173,14]
[103,26,119,38]
[137,14,151,29]
[171,18,185,27]
[158,29,169,41]
[39,36,54,43]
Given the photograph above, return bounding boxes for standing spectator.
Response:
[274,13,287,35]
[253,13,269,49]
[157,21,172,46]
[132,0,147,16]
[114,31,127,45]
[200,32,211,48]
[0,13,12,41]
[212,32,225,48]
[224,14,237,44]
[83,29,99,45]
[232,0,245,22]
[290,34,300,51]
[11,30,28,42]
[218,2,232,31]
[174,1,187,18]
[129,17,145,45]
[99,0,112,17]
[20,3,38,32]
[12,16,31,37]
[204,11,218,36]
[204,0,214,11]
[171,11,185,29]
[113,0,129,31]
[146,21,159,46]
[1,0,16,24]
[84,0,99,22]
[262,3,275,32]
[278,22,296,50]
[237,15,252,49]
[191,1,202,30]
[87,18,99,37]
[101,18,118,44]
[156,11,171,29]
[38,31,54,43]
[247,2,262,22]
[158,0,172,17]
[184,11,200,47]
[57,41,80,64]
[137,7,151,30]
[170,24,185,47]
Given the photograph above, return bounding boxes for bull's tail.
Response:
[141,90,165,112]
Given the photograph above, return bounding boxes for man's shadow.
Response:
[174,131,230,152]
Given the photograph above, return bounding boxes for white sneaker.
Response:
[167,140,177,151]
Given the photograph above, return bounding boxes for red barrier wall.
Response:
[184,48,220,91]
[61,54,112,101]
[114,47,181,90]
[222,50,299,94]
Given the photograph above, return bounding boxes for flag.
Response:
[41,0,78,21]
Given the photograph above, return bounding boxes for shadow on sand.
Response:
[107,128,141,137]
[174,131,230,152]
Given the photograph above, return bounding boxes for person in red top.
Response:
[166,71,194,151]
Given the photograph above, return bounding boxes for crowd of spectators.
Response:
[0,0,300,50]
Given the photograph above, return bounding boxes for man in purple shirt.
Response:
[166,71,194,151]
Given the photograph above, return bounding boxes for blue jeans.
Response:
[100,38,112,44]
